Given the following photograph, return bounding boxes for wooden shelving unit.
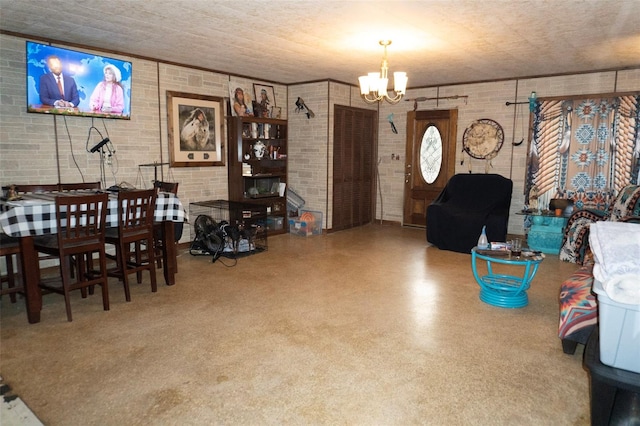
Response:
[227,116,288,234]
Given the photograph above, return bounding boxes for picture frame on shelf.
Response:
[229,83,253,117]
[270,106,282,119]
[167,91,225,167]
[253,84,275,118]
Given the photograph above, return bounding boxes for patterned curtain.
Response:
[526,94,640,212]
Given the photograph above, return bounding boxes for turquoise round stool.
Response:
[471,247,543,308]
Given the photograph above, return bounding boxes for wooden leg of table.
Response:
[161,221,177,286]
[18,235,42,323]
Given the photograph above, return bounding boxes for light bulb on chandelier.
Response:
[359,40,407,104]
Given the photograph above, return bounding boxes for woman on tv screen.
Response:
[90,64,125,114]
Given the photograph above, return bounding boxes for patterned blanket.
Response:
[560,185,640,264]
[558,263,597,340]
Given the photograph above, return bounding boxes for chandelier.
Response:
[359,40,408,104]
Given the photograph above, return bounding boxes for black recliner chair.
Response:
[426,173,513,253]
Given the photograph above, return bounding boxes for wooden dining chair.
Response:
[152,181,179,270]
[153,181,179,194]
[33,193,110,321]
[0,234,23,304]
[58,182,102,191]
[4,184,62,270]
[58,182,103,276]
[105,189,157,302]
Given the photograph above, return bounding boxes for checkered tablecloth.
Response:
[0,191,187,237]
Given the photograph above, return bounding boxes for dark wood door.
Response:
[332,105,377,232]
[403,109,458,227]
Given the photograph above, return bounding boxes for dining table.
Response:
[0,190,187,323]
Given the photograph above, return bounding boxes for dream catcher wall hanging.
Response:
[461,118,505,173]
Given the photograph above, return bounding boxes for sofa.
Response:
[558,184,640,354]
[559,185,640,264]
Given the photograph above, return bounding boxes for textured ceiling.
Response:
[1,0,639,88]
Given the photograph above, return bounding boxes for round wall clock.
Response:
[462,119,505,160]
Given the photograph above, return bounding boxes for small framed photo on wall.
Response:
[229,83,254,117]
[253,84,275,118]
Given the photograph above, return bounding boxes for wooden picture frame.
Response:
[229,83,253,117]
[270,106,282,119]
[167,91,224,167]
[253,84,276,118]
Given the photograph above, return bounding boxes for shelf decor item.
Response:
[253,84,275,119]
[167,91,225,167]
[229,83,253,117]
[270,106,282,119]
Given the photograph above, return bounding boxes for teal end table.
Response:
[524,213,569,255]
[471,247,544,308]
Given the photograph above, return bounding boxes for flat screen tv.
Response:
[26,41,132,119]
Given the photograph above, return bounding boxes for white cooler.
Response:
[593,279,640,374]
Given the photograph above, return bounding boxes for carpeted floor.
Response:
[0,224,589,425]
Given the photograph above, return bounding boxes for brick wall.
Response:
[287,81,377,228]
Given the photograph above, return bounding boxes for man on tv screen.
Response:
[39,55,80,108]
